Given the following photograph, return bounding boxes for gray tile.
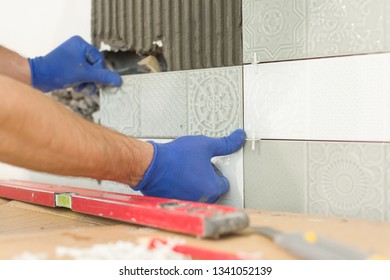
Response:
[308,142,385,221]
[243,0,389,63]
[101,67,243,138]
[101,77,141,136]
[244,140,387,221]
[243,0,307,63]
[386,0,390,51]
[386,146,390,222]
[244,140,307,213]
[188,67,243,137]
[140,74,187,138]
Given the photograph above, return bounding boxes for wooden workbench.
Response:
[1,197,390,260]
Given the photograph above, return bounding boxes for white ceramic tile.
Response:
[308,142,385,221]
[101,138,244,208]
[28,172,101,190]
[212,149,244,208]
[101,66,243,138]
[244,53,390,142]
[243,0,389,63]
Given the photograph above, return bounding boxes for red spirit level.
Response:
[0,180,249,238]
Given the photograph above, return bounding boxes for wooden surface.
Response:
[1,198,390,260]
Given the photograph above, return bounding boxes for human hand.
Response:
[29,36,122,93]
[133,129,246,203]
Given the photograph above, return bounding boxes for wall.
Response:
[0,0,91,57]
[99,0,390,222]
[0,0,95,187]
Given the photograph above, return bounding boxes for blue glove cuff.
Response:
[28,57,43,91]
[132,141,158,191]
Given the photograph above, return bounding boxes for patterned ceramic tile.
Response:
[101,67,243,138]
[387,1,390,50]
[243,0,389,63]
[308,142,385,221]
[243,0,306,63]
[244,140,387,221]
[101,138,244,208]
[100,77,142,136]
[188,68,243,137]
[244,53,390,142]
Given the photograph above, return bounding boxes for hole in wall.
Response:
[103,50,168,75]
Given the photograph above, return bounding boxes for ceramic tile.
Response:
[101,67,243,138]
[243,0,388,63]
[243,0,306,63]
[244,140,307,213]
[386,146,390,222]
[188,67,243,137]
[308,142,385,221]
[387,1,390,50]
[140,74,187,137]
[101,138,244,208]
[100,76,141,136]
[213,149,244,208]
[28,172,101,191]
[244,53,390,142]
[244,140,387,221]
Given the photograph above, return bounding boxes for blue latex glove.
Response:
[29,35,122,93]
[133,129,247,203]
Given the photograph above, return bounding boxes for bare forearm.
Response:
[0,75,153,186]
[0,46,31,85]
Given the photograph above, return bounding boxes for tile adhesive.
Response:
[92,0,243,71]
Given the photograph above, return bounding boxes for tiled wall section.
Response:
[244,140,389,222]
[243,0,390,63]
[101,66,243,138]
[244,53,390,142]
[100,139,244,208]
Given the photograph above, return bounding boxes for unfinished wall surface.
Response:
[92,0,243,71]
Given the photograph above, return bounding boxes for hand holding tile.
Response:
[132,129,246,203]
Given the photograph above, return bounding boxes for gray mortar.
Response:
[48,88,100,121]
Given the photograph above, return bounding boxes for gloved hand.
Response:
[133,129,246,203]
[29,35,122,93]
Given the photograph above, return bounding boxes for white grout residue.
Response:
[13,251,48,260]
[55,239,190,260]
